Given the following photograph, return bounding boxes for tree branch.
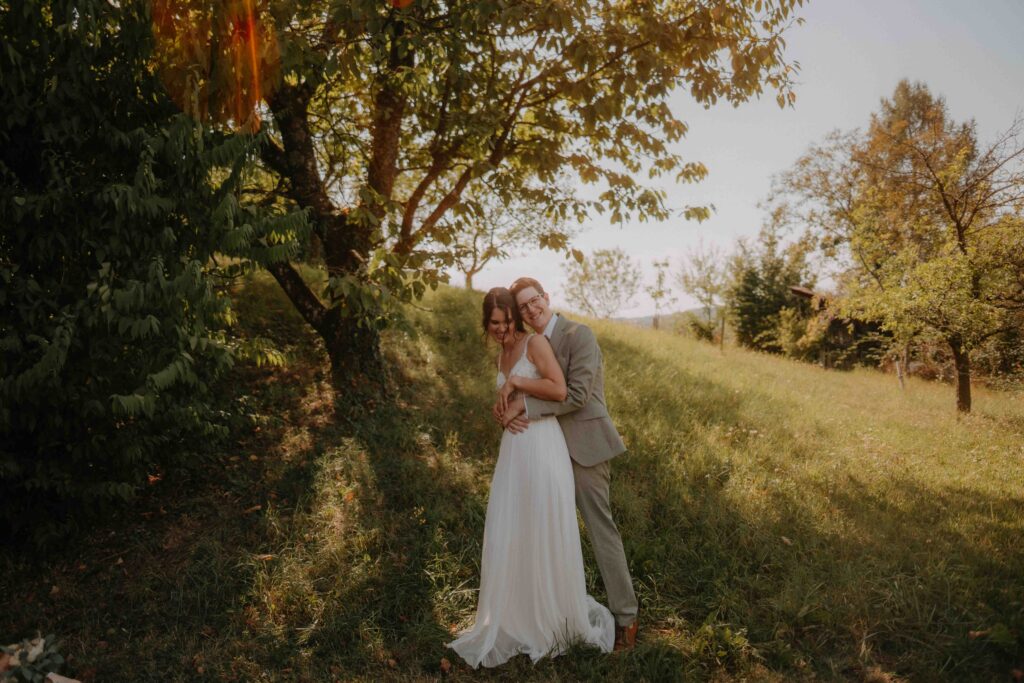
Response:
[400,89,527,252]
[266,261,327,331]
[365,18,414,219]
[399,75,456,242]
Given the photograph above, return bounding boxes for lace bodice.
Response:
[497,334,540,388]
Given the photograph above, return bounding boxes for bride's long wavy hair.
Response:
[481,287,525,340]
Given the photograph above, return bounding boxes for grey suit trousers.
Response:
[572,458,638,627]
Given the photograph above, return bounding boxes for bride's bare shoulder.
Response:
[526,333,554,358]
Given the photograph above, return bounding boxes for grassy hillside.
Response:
[3,279,1021,681]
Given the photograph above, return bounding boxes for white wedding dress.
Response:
[448,337,615,668]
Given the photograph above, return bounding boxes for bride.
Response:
[448,287,615,668]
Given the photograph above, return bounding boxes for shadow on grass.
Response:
[0,346,330,680]
[817,475,1024,668]
[291,401,485,677]
[399,286,503,457]
[0,278,474,681]
[593,331,1023,680]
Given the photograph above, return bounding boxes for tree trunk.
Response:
[465,272,473,290]
[265,261,387,405]
[894,343,909,390]
[652,314,660,330]
[322,311,387,409]
[262,82,390,402]
[949,334,972,413]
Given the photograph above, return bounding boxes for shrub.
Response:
[687,315,718,342]
[0,0,281,541]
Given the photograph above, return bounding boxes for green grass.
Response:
[2,279,1022,681]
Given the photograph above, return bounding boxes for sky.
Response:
[454,0,1024,317]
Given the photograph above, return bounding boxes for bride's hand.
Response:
[497,376,518,415]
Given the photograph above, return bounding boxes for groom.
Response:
[497,276,639,651]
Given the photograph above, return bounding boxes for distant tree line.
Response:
[777,80,1024,412]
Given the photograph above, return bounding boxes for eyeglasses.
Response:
[518,295,544,314]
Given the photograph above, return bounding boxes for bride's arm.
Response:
[504,335,567,402]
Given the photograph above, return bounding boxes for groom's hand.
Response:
[501,397,528,433]
[505,414,529,434]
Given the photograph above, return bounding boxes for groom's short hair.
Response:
[510,277,545,298]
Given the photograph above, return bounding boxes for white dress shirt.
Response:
[542,313,559,339]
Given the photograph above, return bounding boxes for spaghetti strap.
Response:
[520,334,535,363]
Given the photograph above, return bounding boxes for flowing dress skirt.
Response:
[448,416,615,668]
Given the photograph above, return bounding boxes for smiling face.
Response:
[515,286,553,333]
[481,287,524,346]
[486,305,514,346]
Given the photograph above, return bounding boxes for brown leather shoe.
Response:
[613,620,638,652]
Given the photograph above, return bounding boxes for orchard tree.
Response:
[156,0,806,396]
[447,179,577,290]
[782,81,1024,412]
[646,258,677,329]
[563,248,642,319]
[678,238,725,323]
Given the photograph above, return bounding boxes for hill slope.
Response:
[3,280,1020,681]
[403,286,1024,680]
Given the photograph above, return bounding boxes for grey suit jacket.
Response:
[525,315,626,466]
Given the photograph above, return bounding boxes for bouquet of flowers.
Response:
[0,634,77,683]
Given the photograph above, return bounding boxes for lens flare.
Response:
[151,0,279,131]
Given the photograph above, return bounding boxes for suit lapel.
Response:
[548,314,569,354]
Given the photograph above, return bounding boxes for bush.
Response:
[0,0,268,542]
[726,226,815,354]
[774,306,823,362]
[973,324,1024,389]
[687,315,718,342]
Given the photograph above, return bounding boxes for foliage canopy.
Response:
[186,0,808,386]
[0,0,297,539]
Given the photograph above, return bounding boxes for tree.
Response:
[155,0,805,396]
[678,239,725,323]
[781,80,1024,412]
[563,248,642,319]
[724,216,816,351]
[446,180,577,290]
[645,258,677,329]
[0,0,291,539]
